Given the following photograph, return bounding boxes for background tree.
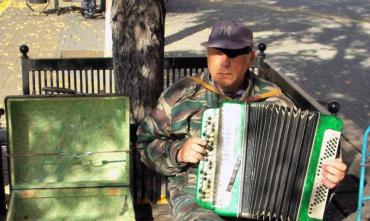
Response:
[111,0,166,202]
[111,0,165,124]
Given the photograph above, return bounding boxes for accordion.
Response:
[195,101,343,221]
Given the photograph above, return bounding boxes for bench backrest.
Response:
[21,48,208,96]
[19,44,326,112]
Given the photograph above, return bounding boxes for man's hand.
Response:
[177,137,206,164]
[322,158,347,189]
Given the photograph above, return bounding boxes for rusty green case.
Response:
[5,95,135,220]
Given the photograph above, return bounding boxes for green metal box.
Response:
[5,95,135,220]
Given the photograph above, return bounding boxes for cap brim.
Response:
[201,40,253,50]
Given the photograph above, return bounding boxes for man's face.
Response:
[207,47,255,92]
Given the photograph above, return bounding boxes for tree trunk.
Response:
[111,0,166,203]
[111,0,165,124]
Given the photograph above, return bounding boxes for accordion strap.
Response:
[241,88,282,102]
[190,76,230,100]
[190,76,282,102]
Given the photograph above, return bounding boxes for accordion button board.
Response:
[308,129,341,219]
[197,109,220,209]
[195,101,343,221]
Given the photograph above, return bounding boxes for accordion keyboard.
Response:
[198,110,220,204]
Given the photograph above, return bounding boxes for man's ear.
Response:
[249,50,256,62]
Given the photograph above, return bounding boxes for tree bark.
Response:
[111,0,165,124]
[111,0,165,203]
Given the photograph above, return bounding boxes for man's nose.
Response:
[219,53,231,68]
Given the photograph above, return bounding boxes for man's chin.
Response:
[216,82,236,92]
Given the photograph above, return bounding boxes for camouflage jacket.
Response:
[137,71,294,175]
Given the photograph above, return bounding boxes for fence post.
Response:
[256,43,267,77]
[0,108,6,216]
[20,45,30,95]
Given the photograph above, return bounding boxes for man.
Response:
[137,20,347,220]
[80,0,96,18]
[80,0,104,18]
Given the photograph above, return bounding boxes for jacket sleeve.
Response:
[136,78,198,176]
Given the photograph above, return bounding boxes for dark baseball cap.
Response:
[201,20,254,50]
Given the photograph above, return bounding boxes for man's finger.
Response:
[331,159,347,172]
[322,164,344,176]
[190,143,206,154]
[322,177,336,189]
[322,170,343,185]
[190,137,206,146]
[188,152,204,163]
[192,149,205,160]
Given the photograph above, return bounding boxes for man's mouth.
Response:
[218,73,232,78]
[218,72,231,76]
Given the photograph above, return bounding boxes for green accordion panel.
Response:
[196,101,246,217]
[297,114,343,221]
[7,187,135,221]
[6,95,130,189]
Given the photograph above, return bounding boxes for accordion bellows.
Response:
[195,101,343,221]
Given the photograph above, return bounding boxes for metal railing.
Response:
[20,44,323,113]
[20,45,208,95]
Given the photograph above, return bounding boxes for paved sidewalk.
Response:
[166,0,370,145]
[0,0,104,112]
[1,0,370,220]
[165,2,370,216]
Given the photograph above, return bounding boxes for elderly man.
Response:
[137,20,347,221]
